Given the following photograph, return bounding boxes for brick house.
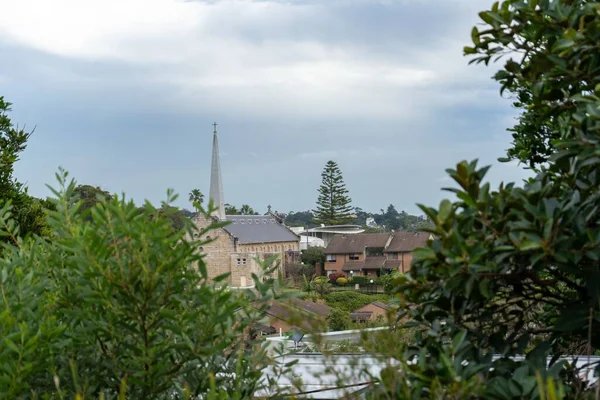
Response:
[264,298,330,333]
[192,213,300,287]
[350,302,395,323]
[323,232,432,277]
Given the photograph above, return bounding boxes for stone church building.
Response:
[191,124,300,288]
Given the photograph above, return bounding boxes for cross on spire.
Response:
[212,122,218,134]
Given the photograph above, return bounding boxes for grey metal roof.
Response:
[224,215,299,244]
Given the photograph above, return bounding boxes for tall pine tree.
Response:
[313,160,353,225]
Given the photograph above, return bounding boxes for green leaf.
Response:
[438,199,452,223]
[479,279,491,299]
[412,247,437,261]
[452,330,467,353]
[552,38,575,52]
[519,240,543,251]
[564,28,577,39]
[471,27,480,45]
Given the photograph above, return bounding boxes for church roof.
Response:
[224,215,299,244]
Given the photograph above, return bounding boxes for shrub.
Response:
[336,277,348,286]
[350,275,368,286]
[0,170,284,398]
[313,276,328,285]
[324,291,389,313]
[328,272,344,284]
[327,308,351,331]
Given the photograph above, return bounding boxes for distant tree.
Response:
[225,204,239,215]
[382,204,401,231]
[301,246,325,268]
[313,160,353,226]
[188,189,204,206]
[71,184,112,221]
[0,96,49,242]
[284,210,315,227]
[239,204,255,215]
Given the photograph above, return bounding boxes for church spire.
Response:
[209,122,226,220]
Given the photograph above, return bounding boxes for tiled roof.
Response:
[363,256,386,270]
[289,298,331,318]
[384,232,430,253]
[342,260,365,272]
[350,311,373,322]
[223,215,299,244]
[264,298,331,320]
[324,233,390,254]
[371,301,394,311]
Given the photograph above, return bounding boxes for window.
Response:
[387,252,398,260]
[349,254,360,261]
[236,258,247,266]
[326,254,337,262]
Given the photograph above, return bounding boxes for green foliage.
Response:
[327,308,351,332]
[465,0,600,169]
[323,291,389,313]
[313,280,333,299]
[284,210,316,227]
[70,184,112,221]
[301,246,325,267]
[0,169,285,398]
[382,0,600,397]
[188,188,204,206]
[224,204,256,215]
[313,160,354,226]
[335,277,348,286]
[0,96,49,242]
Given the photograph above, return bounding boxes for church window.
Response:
[237,258,247,266]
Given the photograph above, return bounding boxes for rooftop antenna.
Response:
[290,327,305,350]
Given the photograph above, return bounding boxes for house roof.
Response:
[324,233,390,254]
[350,311,373,322]
[384,259,400,269]
[342,260,365,272]
[363,256,386,270]
[371,301,394,311]
[354,302,394,314]
[264,298,331,320]
[223,215,299,244]
[384,232,430,253]
[289,298,331,318]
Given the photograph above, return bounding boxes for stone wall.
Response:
[191,213,235,282]
[190,214,300,287]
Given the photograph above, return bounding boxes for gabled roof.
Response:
[384,232,430,252]
[264,298,331,320]
[342,260,365,272]
[355,302,394,313]
[350,311,372,322]
[363,256,386,270]
[324,233,390,254]
[224,215,299,244]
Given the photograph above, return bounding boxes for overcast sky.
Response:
[1,0,532,215]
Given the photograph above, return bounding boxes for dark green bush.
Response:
[324,291,389,313]
[0,170,283,399]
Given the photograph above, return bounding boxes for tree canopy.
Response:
[380,0,600,398]
[313,160,354,226]
[0,96,50,242]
